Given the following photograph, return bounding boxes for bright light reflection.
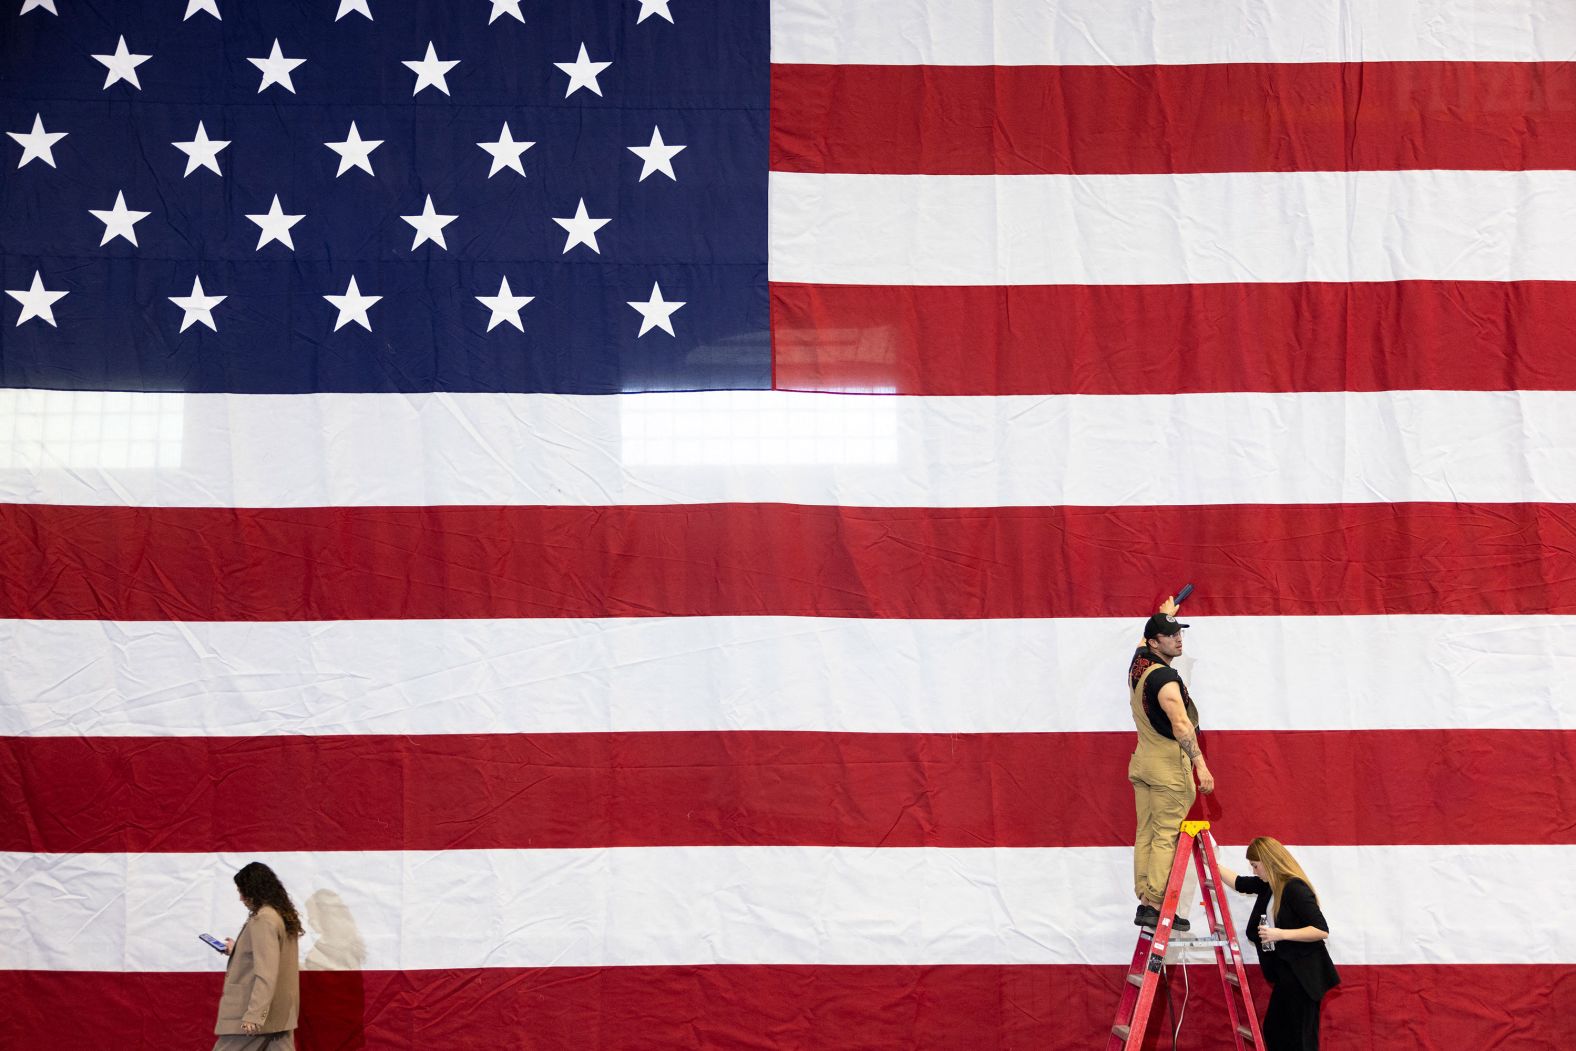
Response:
[0,389,185,469]
[621,390,900,466]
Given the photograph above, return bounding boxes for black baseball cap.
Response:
[1143,613,1190,639]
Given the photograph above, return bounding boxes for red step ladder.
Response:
[1106,820,1264,1050]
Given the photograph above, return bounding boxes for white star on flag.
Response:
[488,0,524,24]
[249,39,305,94]
[168,276,226,332]
[88,190,151,246]
[554,43,610,98]
[246,195,304,251]
[8,114,67,169]
[627,282,685,337]
[478,122,534,178]
[404,42,459,96]
[325,121,383,177]
[402,195,458,250]
[92,36,151,91]
[19,0,58,14]
[184,0,220,20]
[6,271,68,327]
[552,198,611,254]
[336,0,372,19]
[628,125,685,182]
[476,277,534,332]
[635,0,674,24]
[172,121,230,177]
[324,276,381,331]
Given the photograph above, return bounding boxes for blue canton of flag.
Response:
[1,0,770,394]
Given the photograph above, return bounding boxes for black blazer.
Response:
[1235,875,1340,1001]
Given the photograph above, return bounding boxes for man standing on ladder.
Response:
[1128,596,1215,930]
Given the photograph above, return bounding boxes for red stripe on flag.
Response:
[2,965,1567,1050]
[5,502,1576,621]
[770,280,1576,396]
[771,61,1576,175]
[4,730,1571,852]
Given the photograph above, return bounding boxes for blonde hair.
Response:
[1244,836,1317,916]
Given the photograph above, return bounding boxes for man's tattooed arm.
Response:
[1157,683,1203,761]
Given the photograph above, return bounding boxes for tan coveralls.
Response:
[1128,661,1198,904]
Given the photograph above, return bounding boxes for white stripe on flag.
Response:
[768,170,1576,286]
[770,0,1576,65]
[1,845,1567,972]
[3,615,1574,737]
[8,389,1576,508]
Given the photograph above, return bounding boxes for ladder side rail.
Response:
[1199,830,1266,1047]
[1103,935,1156,1051]
[1113,826,1199,1051]
[1193,834,1251,1049]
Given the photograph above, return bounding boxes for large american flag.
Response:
[3,1,1574,1047]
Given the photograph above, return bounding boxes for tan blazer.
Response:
[215,905,301,1035]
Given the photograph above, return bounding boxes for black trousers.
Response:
[1262,978,1321,1051]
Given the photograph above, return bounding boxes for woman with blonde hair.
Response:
[1217,837,1339,1050]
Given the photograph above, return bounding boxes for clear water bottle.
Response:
[1260,917,1276,952]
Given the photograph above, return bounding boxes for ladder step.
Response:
[1112,1025,1131,1040]
[1237,1025,1256,1042]
[1163,934,1231,950]
[1126,973,1144,987]
[1224,970,1240,986]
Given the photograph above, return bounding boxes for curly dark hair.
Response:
[234,862,304,938]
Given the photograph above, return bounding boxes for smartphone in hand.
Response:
[199,933,228,953]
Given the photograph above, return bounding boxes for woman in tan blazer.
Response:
[215,862,302,1050]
